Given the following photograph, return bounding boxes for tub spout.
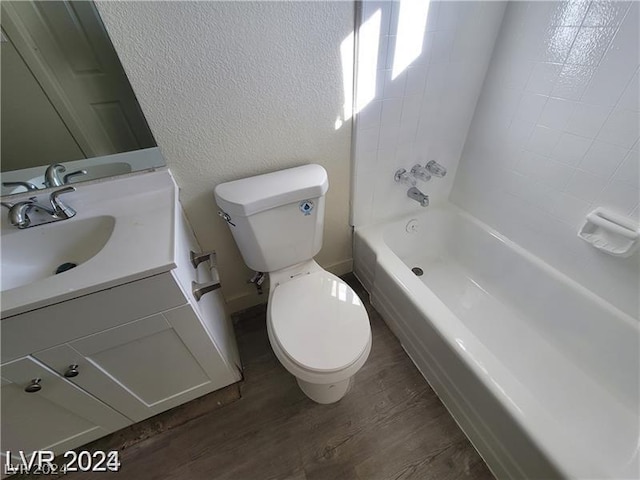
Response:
[407,187,429,207]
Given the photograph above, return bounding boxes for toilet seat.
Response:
[269,271,371,373]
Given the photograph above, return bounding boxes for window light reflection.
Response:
[392,0,430,79]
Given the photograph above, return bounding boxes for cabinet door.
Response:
[1,356,130,463]
[37,314,230,421]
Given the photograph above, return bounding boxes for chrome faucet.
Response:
[2,186,76,228]
[407,187,429,207]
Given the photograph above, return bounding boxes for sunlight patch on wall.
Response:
[392,0,430,80]
[340,30,355,124]
[355,8,381,114]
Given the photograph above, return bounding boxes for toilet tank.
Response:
[214,164,329,272]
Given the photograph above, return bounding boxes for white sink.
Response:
[1,215,115,291]
[1,169,178,318]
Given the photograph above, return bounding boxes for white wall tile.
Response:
[551,64,595,100]
[538,97,576,130]
[550,0,591,26]
[383,69,407,98]
[541,26,580,63]
[526,62,562,95]
[551,192,591,226]
[578,139,629,177]
[565,27,615,66]
[451,1,639,316]
[377,122,399,151]
[564,168,610,202]
[551,132,593,165]
[358,100,383,130]
[583,1,631,27]
[565,102,612,137]
[596,180,640,214]
[582,3,640,106]
[612,148,640,188]
[617,69,639,111]
[526,125,562,156]
[405,65,428,95]
[596,109,640,148]
[514,92,548,123]
[380,97,403,125]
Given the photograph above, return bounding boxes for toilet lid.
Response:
[270,272,371,372]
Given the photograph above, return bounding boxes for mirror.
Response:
[1,0,161,196]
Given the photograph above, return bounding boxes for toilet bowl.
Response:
[266,261,371,403]
[214,164,372,403]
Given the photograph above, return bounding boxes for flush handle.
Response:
[217,211,236,227]
[24,378,42,393]
[64,364,80,378]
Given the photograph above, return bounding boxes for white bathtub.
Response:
[354,203,639,480]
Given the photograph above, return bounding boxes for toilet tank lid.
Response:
[214,164,329,217]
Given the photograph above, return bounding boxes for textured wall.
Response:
[451,1,639,317]
[351,1,506,225]
[97,1,355,310]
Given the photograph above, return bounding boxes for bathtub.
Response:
[354,203,639,480]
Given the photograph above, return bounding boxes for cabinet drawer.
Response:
[1,273,187,363]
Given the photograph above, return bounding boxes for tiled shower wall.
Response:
[351,1,506,225]
[451,1,639,317]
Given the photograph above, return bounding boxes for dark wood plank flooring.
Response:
[59,274,494,480]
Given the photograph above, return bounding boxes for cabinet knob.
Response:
[24,378,42,393]
[64,364,80,378]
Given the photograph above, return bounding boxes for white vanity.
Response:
[0,168,241,465]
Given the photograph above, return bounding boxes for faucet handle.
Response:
[50,186,76,219]
[394,168,417,187]
[44,163,66,188]
[425,160,446,178]
[410,164,431,182]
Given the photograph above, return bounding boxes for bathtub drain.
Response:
[411,267,423,276]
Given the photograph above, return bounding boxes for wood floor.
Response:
[60,274,494,480]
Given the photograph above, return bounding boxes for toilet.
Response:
[214,164,371,404]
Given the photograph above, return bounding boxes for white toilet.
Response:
[215,164,371,404]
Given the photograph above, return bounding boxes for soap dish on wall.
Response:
[578,208,640,258]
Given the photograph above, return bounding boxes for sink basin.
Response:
[1,215,116,292]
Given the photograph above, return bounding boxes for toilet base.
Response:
[296,377,352,404]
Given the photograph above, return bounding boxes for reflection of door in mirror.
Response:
[1,0,156,172]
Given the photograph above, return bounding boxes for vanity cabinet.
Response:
[1,356,130,465]
[1,200,241,463]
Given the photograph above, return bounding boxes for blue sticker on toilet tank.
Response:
[299,200,314,215]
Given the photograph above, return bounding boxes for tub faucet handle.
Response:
[425,160,446,178]
[410,164,431,182]
[394,169,417,187]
